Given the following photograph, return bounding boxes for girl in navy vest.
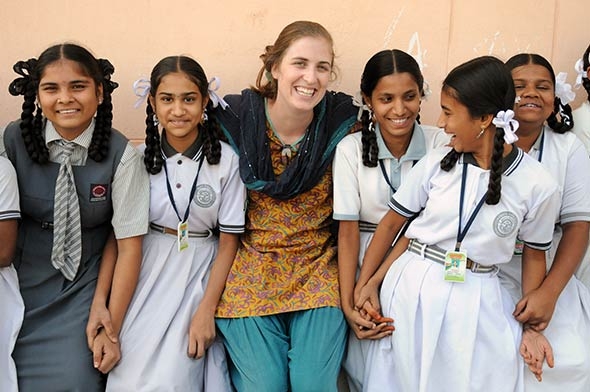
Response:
[3,43,149,391]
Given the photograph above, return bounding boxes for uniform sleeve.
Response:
[519,182,561,250]
[388,150,440,217]
[332,136,361,221]
[111,143,149,239]
[217,149,246,234]
[0,157,19,221]
[560,141,590,224]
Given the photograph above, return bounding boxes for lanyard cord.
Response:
[163,153,205,222]
[456,162,487,251]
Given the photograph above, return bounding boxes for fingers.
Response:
[97,348,120,374]
[187,336,197,358]
[86,325,98,350]
[92,341,104,370]
[102,318,118,344]
[545,344,555,368]
[513,298,527,318]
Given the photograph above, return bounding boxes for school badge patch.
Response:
[90,184,108,202]
[195,184,215,207]
[493,211,518,237]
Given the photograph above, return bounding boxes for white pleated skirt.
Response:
[0,266,24,392]
[364,251,523,392]
[106,232,231,392]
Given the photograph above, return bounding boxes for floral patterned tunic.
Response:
[216,126,339,317]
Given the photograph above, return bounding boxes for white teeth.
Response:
[295,87,314,96]
[523,103,540,108]
[389,118,408,125]
[58,109,77,114]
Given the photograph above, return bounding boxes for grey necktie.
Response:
[51,141,82,281]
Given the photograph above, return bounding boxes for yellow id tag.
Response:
[444,250,467,283]
[177,221,189,252]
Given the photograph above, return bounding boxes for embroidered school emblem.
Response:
[195,184,215,207]
[493,211,518,237]
[90,184,108,202]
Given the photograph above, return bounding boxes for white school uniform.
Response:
[332,123,447,392]
[363,146,561,392]
[0,156,23,392]
[106,141,246,392]
[498,127,590,391]
[572,101,590,288]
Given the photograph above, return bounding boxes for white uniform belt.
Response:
[150,223,212,238]
[408,239,498,274]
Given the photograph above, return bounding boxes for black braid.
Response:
[9,58,50,163]
[547,97,574,134]
[440,149,461,171]
[583,78,590,102]
[88,59,119,162]
[360,109,378,167]
[143,101,163,174]
[485,127,505,205]
[201,103,223,165]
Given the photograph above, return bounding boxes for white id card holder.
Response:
[444,250,467,283]
[177,221,189,252]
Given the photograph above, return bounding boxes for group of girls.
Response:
[0,19,589,392]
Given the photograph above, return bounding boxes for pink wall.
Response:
[1,0,587,143]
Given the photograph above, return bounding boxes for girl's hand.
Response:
[86,302,117,349]
[187,305,216,359]
[343,305,393,340]
[92,329,121,374]
[354,278,382,316]
[520,327,554,382]
[513,288,557,331]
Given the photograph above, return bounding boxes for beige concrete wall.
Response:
[0,0,587,143]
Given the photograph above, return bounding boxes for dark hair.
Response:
[8,43,118,164]
[581,44,590,101]
[143,56,224,174]
[505,53,573,133]
[440,56,516,205]
[253,20,336,99]
[359,49,424,167]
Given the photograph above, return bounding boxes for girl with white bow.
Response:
[499,53,590,391]
[356,56,561,392]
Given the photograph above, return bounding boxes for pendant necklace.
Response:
[265,99,309,165]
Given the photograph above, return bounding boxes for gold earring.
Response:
[476,126,486,139]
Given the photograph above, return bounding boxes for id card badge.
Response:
[444,250,467,283]
[177,221,189,252]
[513,238,524,256]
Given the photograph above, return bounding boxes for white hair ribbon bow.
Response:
[555,72,575,105]
[132,78,151,109]
[207,77,229,110]
[492,110,519,144]
[575,58,586,89]
[351,92,370,121]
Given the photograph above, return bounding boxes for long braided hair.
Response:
[359,49,425,167]
[440,56,516,205]
[143,56,224,174]
[580,44,590,103]
[505,53,574,134]
[8,43,118,163]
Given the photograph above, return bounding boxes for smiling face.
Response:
[149,72,208,153]
[270,36,332,114]
[437,88,487,154]
[37,59,102,140]
[511,64,554,130]
[365,72,421,145]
